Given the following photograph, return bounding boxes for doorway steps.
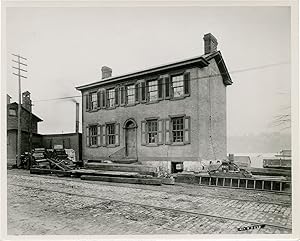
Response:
[111,158,138,164]
[84,161,157,176]
[80,175,162,185]
[76,161,162,185]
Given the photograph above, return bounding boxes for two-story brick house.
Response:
[76,33,232,172]
[7,91,43,166]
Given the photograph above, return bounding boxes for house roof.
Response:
[76,51,232,91]
[8,102,43,122]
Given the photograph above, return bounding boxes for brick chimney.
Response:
[101,66,112,79]
[22,91,32,112]
[203,33,218,54]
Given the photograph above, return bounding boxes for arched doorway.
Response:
[123,119,137,158]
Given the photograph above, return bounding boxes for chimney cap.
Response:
[203,33,218,42]
[203,33,218,54]
[101,66,112,79]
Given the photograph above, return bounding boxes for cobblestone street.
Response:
[7,170,292,235]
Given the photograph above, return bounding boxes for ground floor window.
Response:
[147,119,158,144]
[107,123,116,145]
[89,125,98,146]
[171,117,184,143]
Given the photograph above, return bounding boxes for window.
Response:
[148,80,158,102]
[9,109,16,116]
[107,124,116,145]
[172,117,184,142]
[107,89,115,108]
[147,119,158,144]
[127,85,135,105]
[172,75,184,98]
[89,125,98,146]
[91,92,97,110]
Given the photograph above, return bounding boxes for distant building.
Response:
[42,133,82,161]
[76,33,232,173]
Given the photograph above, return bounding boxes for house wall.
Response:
[7,107,39,133]
[82,68,201,165]
[7,130,17,166]
[81,60,228,172]
[7,131,43,167]
[198,58,227,161]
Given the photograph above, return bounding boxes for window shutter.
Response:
[115,87,119,106]
[115,123,120,146]
[184,72,190,95]
[165,77,170,99]
[141,121,146,146]
[158,78,163,100]
[97,125,101,146]
[86,126,90,146]
[141,81,146,102]
[101,89,106,108]
[101,125,106,146]
[165,119,171,144]
[158,119,164,145]
[145,81,149,102]
[97,91,101,108]
[86,93,90,111]
[184,116,191,144]
[125,86,128,104]
[120,86,125,106]
[135,83,140,103]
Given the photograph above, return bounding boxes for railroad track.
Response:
[9,183,292,233]
[8,171,291,207]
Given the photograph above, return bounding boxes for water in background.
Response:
[232,153,277,168]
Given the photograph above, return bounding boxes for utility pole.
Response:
[12,54,27,168]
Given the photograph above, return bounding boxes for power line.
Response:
[32,61,289,103]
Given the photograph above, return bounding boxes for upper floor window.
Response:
[9,109,17,116]
[172,75,184,98]
[91,92,98,110]
[147,119,158,143]
[148,80,158,102]
[107,123,116,145]
[127,85,135,105]
[107,89,115,108]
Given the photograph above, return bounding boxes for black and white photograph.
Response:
[1,0,299,239]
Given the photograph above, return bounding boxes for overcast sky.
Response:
[6,6,291,137]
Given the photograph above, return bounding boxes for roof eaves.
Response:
[204,51,233,86]
[76,56,209,91]
[8,102,43,122]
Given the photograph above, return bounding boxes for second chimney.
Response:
[101,66,112,79]
[22,91,32,112]
[203,33,218,54]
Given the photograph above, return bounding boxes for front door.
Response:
[125,121,137,158]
